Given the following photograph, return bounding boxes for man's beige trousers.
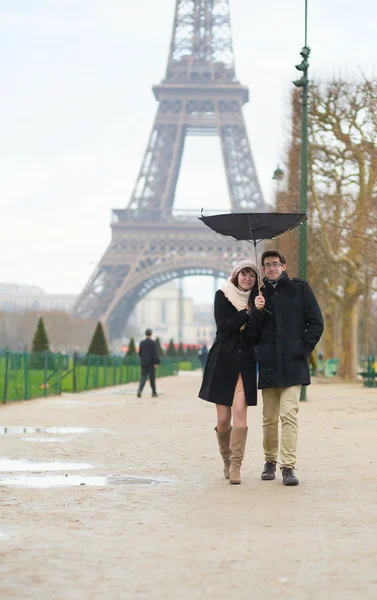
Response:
[262,386,301,468]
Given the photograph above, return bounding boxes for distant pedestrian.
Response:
[198,344,208,372]
[198,260,265,484]
[137,329,161,398]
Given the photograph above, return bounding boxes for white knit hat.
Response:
[230,260,258,280]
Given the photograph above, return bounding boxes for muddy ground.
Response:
[0,372,377,599]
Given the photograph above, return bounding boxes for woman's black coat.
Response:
[198,290,264,407]
[256,273,324,389]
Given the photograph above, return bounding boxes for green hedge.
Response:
[178,359,201,371]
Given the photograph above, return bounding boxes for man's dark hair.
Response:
[261,249,286,266]
[145,329,152,337]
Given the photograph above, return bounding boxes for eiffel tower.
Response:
[73,0,267,339]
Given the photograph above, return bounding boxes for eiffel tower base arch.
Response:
[74,212,254,340]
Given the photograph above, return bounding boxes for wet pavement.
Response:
[0,374,377,600]
[0,458,93,471]
[0,475,173,488]
[0,426,105,434]
[23,437,73,443]
[95,388,165,396]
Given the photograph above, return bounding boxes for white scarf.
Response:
[222,279,250,312]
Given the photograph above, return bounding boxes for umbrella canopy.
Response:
[199,211,308,291]
[199,212,307,243]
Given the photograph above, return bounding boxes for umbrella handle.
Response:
[247,214,262,294]
[253,240,262,293]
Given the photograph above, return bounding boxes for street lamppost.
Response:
[272,165,285,205]
[293,0,310,401]
[293,0,310,282]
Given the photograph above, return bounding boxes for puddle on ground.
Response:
[95,389,137,396]
[95,389,165,396]
[107,476,172,486]
[0,458,93,472]
[0,475,174,488]
[178,371,201,376]
[23,437,73,443]
[45,400,124,406]
[0,427,104,435]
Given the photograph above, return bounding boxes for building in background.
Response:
[130,282,215,346]
[0,282,215,347]
[0,284,77,312]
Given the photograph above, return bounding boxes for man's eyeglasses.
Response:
[264,262,283,269]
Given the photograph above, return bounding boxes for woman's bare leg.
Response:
[216,404,232,432]
[232,377,247,428]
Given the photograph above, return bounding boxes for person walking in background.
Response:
[198,344,208,372]
[137,329,160,398]
[257,250,324,486]
[199,260,265,485]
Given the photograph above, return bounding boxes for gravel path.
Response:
[0,372,376,599]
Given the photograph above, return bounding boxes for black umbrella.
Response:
[199,211,308,290]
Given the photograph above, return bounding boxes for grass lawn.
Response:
[0,355,184,402]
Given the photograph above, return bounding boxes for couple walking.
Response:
[199,250,324,486]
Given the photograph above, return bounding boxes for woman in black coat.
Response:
[198,260,265,484]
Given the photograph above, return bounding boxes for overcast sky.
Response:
[1,0,376,304]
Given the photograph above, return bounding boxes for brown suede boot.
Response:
[229,427,248,484]
[215,427,232,479]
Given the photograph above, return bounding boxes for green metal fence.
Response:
[359,355,377,387]
[0,351,185,403]
[324,358,339,378]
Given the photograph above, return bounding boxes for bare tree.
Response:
[276,77,377,377]
[308,76,377,377]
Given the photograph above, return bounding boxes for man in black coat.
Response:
[198,344,208,372]
[257,250,324,486]
[137,329,161,398]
